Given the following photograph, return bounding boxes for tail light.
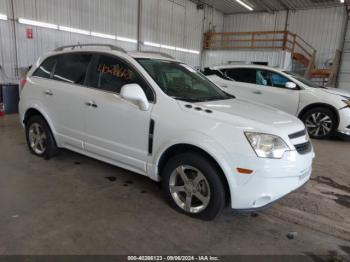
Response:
[20,78,27,89]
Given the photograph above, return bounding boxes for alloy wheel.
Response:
[28,123,47,155]
[305,112,333,137]
[169,165,211,214]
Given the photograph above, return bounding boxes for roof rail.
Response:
[54,43,127,53]
[138,51,175,60]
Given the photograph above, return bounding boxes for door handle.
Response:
[85,101,98,108]
[220,85,228,88]
[44,90,53,96]
[253,91,262,95]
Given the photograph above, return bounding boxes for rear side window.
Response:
[224,68,256,84]
[53,53,92,85]
[256,70,272,86]
[86,55,154,101]
[33,56,57,79]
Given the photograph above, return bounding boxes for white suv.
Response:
[19,44,314,220]
[204,64,350,139]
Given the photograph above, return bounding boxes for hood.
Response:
[321,87,350,98]
[194,98,304,133]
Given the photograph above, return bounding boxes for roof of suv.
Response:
[49,45,177,62]
[210,64,285,72]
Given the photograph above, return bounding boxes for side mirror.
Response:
[285,82,297,89]
[120,84,150,111]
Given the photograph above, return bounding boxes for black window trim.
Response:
[222,67,257,84]
[32,55,59,79]
[53,52,94,85]
[31,52,93,86]
[31,51,157,103]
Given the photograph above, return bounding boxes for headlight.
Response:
[245,132,290,159]
[342,100,350,108]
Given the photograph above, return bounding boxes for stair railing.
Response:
[327,49,342,87]
[203,30,317,73]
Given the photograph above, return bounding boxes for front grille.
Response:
[289,129,306,139]
[294,141,312,155]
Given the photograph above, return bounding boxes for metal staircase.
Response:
[203,30,341,87]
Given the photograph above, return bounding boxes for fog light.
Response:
[253,195,272,208]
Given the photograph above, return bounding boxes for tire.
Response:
[25,115,58,159]
[301,107,337,139]
[161,152,226,220]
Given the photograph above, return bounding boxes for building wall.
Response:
[141,0,205,68]
[287,6,347,68]
[338,20,350,91]
[0,0,224,80]
[202,50,292,70]
[0,0,16,82]
[223,10,287,32]
[207,6,347,70]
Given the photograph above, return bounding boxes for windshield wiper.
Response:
[171,95,234,103]
[171,96,205,102]
[203,94,235,101]
[224,92,236,99]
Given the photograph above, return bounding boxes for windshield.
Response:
[284,71,325,88]
[136,58,232,102]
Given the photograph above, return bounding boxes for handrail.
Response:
[203,30,316,66]
[207,30,287,36]
[295,34,316,52]
[203,30,340,86]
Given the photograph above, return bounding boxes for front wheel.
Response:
[25,115,58,159]
[161,152,226,220]
[302,107,337,139]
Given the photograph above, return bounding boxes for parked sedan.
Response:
[204,65,350,139]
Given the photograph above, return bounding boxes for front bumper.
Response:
[229,150,314,210]
[337,107,350,136]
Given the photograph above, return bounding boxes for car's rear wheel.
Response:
[26,115,57,159]
[302,107,337,139]
[161,152,226,220]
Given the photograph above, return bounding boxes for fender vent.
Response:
[289,129,306,139]
[294,141,312,155]
[148,119,155,155]
[185,105,213,114]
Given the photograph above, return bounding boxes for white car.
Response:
[204,64,350,139]
[19,44,314,220]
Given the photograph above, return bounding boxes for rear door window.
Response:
[53,53,92,85]
[223,68,256,84]
[256,70,272,86]
[33,56,57,79]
